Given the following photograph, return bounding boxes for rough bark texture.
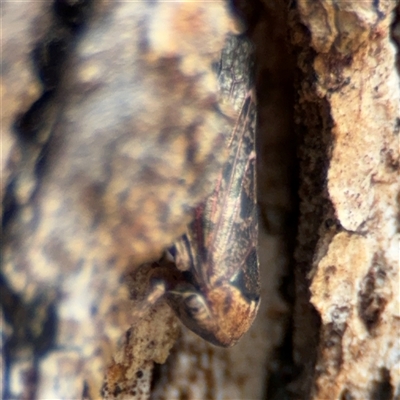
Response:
[2,1,399,399]
[289,1,400,399]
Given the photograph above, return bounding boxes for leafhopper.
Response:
[141,34,259,347]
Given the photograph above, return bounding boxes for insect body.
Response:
[137,34,259,347]
[160,34,260,347]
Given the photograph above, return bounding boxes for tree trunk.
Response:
[2,1,398,399]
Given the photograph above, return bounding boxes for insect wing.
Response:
[166,35,260,346]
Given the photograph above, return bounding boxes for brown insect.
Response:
[141,34,259,347]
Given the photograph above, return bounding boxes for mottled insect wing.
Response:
[185,92,258,293]
[165,35,260,347]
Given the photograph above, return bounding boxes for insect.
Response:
[142,34,259,347]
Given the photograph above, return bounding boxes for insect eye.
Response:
[184,294,203,312]
[183,294,210,320]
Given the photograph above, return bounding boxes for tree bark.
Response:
[2,1,398,399]
[290,1,400,398]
